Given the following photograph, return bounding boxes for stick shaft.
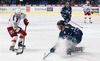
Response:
[71,21,83,28]
[43,52,51,60]
[16,26,27,55]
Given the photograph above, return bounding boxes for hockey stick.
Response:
[70,21,83,28]
[43,52,51,60]
[16,26,27,55]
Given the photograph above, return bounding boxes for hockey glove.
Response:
[24,19,29,26]
[91,11,93,14]
[50,47,55,53]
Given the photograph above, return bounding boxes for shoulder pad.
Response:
[89,5,92,7]
[21,13,26,17]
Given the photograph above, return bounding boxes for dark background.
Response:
[0,0,99,6]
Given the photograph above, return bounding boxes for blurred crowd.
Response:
[0,0,100,6]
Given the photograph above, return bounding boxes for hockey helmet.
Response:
[65,2,69,5]
[86,1,90,4]
[57,20,65,26]
[15,9,21,15]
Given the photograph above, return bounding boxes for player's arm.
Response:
[50,31,63,53]
[69,6,72,15]
[21,13,29,26]
[90,5,93,14]
[82,5,86,13]
[60,7,66,14]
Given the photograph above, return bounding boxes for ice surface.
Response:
[0,13,100,61]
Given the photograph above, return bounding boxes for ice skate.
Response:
[89,21,92,24]
[67,49,71,55]
[76,47,85,52]
[9,46,17,51]
[84,21,86,23]
[18,41,26,48]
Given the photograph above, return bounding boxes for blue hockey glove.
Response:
[50,47,55,53]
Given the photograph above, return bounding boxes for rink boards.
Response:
[0,6,100,16]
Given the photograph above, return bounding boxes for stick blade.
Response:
[16,51,23,55]
[42,52,51,60]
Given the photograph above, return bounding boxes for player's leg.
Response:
[18,30,27,47]
[71,43,77,52]
[64,15,71,24]
[18,35,26,47]
[10,36,18,51]
[88,15,92,23]
[69,42,84,53]
[66,39,75,55]
[75,47,84,52]
[84,13,87,23]
[61,14,70,24]
[7,27,18,51]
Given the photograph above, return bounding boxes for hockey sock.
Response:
[18,35,24,42]
[11,36,18,46]
[84,16,87,22]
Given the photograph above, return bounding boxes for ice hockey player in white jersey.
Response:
[7,9,29,51]
[50,20,83,55]
[82,1,93,23]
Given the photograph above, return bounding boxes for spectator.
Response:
[19,0,23,5]
[1,0,5,5]
[5,0,8,4]
[8,0,12,5]
[26,2,29,5]
[80,0,84,2]
[40,0,48,5]
[57,0,66,4]
[98,0,100,5]
[12,0,16,5]
[0,0,1,4]
[91,0,95,6]
[0,0,98,6]
[78,1,83,6]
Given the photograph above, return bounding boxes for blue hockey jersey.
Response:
[59,24,83,44]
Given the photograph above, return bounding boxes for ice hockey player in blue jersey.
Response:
[61,2,72,24]
[50,20,83,55]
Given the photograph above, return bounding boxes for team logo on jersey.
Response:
[10,30,14,34]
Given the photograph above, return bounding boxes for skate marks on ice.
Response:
[44,52,99,61]
[43,38,99,61]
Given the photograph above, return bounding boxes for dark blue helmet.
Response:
[57,20,65,26]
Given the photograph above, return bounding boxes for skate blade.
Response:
[9,49,18,52]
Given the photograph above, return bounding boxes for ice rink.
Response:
[0,13,100,61]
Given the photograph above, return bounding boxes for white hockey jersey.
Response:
[8,13,26,28]
[82,4,92,13]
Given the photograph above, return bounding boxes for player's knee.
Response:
[13,36,18,40]
[19,35,24,39]
[88,16,91,19]
[7,27,17,37]
[20,30,27,36]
